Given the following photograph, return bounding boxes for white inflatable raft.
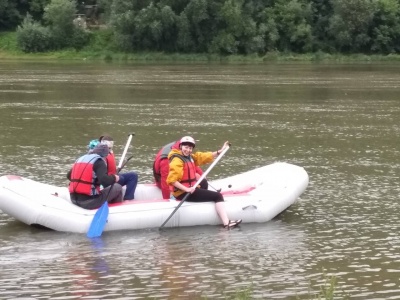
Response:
[0,162,308,233]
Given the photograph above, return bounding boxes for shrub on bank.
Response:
[16,15,54,53]
[69,27,92,50]
[4,28,400,62]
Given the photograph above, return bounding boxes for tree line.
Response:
[2,0,400,55]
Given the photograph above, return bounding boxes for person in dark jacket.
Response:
[67,143,123,209]
[99,135,138,200]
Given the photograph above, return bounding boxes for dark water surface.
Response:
[0,61,400,299]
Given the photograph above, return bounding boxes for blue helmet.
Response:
[87,139,100,150]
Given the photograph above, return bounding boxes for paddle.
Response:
[87,133,134,238]
[208,182,222,192]
[118,155,134,173]
[117,134,134,173]
[159,144,230,229]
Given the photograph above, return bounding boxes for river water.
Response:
[0,61,399,299]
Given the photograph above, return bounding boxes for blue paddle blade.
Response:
[87,202,109,238]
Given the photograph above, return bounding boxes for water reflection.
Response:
[0,221,309,299]
[96,222,310,299]
[64,238,110,298]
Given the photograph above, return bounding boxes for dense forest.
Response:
[1,0,400,55]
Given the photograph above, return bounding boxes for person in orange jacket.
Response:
[166,136,242,229]
[153,140,207,199]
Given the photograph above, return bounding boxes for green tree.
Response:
[159,0,191,14]
[43,0,79,48]
[0,0,22,30]
[16,13,53,52]
[209,0,242,54]
[159,5,179,51]
[256,5,279,53]
[208,0,262,55]
[176,13,194,52]
[109,0,136,51]
[29,0,51,21]
[328,0,375,53]
[133,3,163,49]
[310,0,334,52]
[44,0,76,31]
[97,0,113,24]
[179,0,212,53]
[0,0,51,30]
[274,0,313,53]
[370,0,400,53]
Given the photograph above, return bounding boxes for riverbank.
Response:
[2,31,400,63]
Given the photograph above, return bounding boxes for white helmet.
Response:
[179,136,195,148]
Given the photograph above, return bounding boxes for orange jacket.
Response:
[167,149,213,197]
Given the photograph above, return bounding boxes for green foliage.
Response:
[319,276,337,300]
[310,0,334,52]
[176,14,194,52]
[209,31,237,54]
[109,0,136,51]
[0,31,18,51]
[257,8,279,52]
[16,14,54,52]
[231,285,253,300]
[6,0,400,56]
[294,270,350,300]
[210,0,261,54]
[209,0,242,54]
[0,0,22,30]
[70,27,91,50]
[15,0,90,53]
[274,0,313,52]
[0,0,49,30]
[110,0,179,52]
[329,0,375,53]
[84,28,114,51]
[159,5,179,51]
[96,0,113,24]
[43,0,76,33]
[43,0,90,50]
[29,0,51,21]
[133,3,166,50]
[179,0,210,52]
[370,0,400,53]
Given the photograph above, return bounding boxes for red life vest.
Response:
[169,153,197,192]
[153,141,179,183]
[68,153,103,196]
[105,152,117,175]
